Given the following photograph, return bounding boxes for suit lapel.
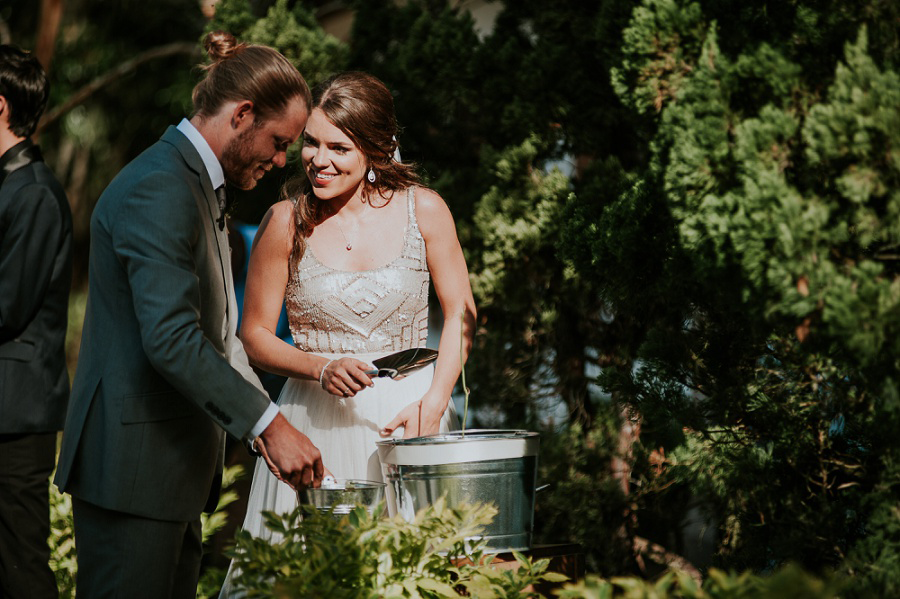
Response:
[162,127,231,323]
[163,127,233,470]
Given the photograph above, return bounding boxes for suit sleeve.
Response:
[110,171,271,440]
[0,184,66,343]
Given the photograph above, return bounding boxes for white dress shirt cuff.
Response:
[249,402,280,439]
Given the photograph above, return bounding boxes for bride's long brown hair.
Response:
[285,71,421,264]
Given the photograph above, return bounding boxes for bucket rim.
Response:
[303,479,386,491]
[376,429,539,447]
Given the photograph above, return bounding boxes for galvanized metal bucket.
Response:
[376,429,540,553]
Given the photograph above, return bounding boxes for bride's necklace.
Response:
[329,195,369,251]
[335,220,353,251]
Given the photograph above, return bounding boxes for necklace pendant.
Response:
[346,243,352,251]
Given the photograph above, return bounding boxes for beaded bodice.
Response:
[285,187,430,354]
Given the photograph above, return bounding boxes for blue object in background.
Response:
[229,221,291,399]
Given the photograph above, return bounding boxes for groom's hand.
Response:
[256,412,324,489]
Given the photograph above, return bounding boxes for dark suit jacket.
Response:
[54,126,271,522]
[0,140,73,434]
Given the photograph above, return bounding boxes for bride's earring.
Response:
[367,168,376,183]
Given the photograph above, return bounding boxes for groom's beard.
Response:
[221,124,274,190]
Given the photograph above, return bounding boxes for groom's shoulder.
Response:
[109,130,193,188]
[93,133,198,222]
[136,127,193,170]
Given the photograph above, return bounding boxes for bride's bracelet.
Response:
[319,359,335,389]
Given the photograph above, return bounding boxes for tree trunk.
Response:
[556,296,594,428]
[36,0,64,71]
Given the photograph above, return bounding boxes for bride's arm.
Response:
[381,188,476,438]
[240,201,372,396]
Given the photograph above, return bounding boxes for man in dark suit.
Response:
[54,32,324,598]
[0,44,73,599]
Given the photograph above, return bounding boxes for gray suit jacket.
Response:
[0,140,73,434]
[54,126,271,522]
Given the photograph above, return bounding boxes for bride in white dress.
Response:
[219,71,475,597]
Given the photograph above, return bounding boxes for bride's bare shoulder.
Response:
[268,199,295,220]
[253,199,296,249]
[412,187,454,233]
[259,199,295,231]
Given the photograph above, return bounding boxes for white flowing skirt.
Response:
[219,352,458,598]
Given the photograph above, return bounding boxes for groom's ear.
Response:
[230,100,256,130]
[0,95,9,131]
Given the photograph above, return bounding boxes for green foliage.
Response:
[798,28,900,360]
[611,0,707,115]
[346,0,488,213]
[471,136,570,306]
[555,564,843,598]
[534,418,632,575]
[465,136,605,427]
[656,26,900,375]
[660,342,881,572]
[841,449,900,597]
[208,0,348,89]
[204,0,258,37]
[49,471,77,599]
[226,499,564,598]
[609,7,900,378]
[566,0,900,593]
[473,0,639,160]
[196,464,248,598]
[347,0,640,208]
[201,464,246,545]
[31,0,900,592]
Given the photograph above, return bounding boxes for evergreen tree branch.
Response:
[36,42,201,135]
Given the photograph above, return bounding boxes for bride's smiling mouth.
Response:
[311,170,338,185]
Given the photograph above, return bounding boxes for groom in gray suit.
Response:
[54,32,323,598]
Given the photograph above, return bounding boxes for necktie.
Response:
[215,185,227,231]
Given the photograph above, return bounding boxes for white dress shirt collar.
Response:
[176,118,225,189]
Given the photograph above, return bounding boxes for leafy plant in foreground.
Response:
[227,498,566,598]
[555,564,844,599]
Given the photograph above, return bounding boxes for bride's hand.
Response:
[380,391,446,439]
[319,357,374,398]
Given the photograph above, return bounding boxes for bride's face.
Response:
[301,108,367,202]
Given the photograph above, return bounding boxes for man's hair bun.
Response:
[203,31,243,64]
